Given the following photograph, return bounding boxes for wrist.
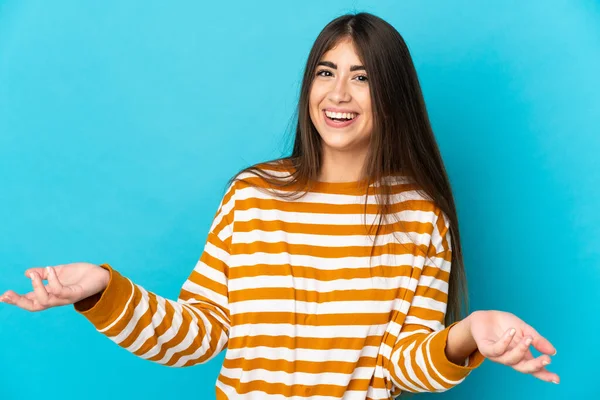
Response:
[463,311,478,351]
[445,313,478,365]
[99,265,110,291]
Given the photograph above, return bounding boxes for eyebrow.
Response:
[317,61,366,72]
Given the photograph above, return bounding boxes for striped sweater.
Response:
[74,162,484,399]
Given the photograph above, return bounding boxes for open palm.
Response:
[0,263,109,311]
[469,310,559,383]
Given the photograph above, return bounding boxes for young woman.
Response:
[0,12,559,399]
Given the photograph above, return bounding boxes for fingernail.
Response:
[542,360,550,366]
[525,337,533,345]
[552,380,559,384]
[553,350,557,356]
[46,266,51,275]
[509,328,516,336]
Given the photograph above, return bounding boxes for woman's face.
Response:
[309,38,373,156]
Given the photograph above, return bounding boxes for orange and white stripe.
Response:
[75,161,484,399]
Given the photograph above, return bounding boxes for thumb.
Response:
[24,266,51,280]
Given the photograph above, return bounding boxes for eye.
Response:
[355,75,368,82]
[316,69,333,77]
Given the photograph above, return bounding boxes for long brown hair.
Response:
[227,12,468,326]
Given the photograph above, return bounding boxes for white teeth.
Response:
[325,110,356,120]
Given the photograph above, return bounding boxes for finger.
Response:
[488,327,517,358]
[521,324,556,355]
[24,266,50,280]
[24,292,37,301]
[531,368,560,384]
[531,332,557,356]
[0,290,40,312]
[513,352,552,374]
[499,335,532,365]
[26,289,69,307]
[46,266,65,295]
[30,271,50,307]
[0,290,19,304]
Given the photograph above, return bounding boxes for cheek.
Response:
[359,92,372,115]
[308,99,318,122]
[309,92,325,123]
[358,95,373,131]
[309,92,320,110]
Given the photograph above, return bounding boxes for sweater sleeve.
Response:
[73,183,237,367]
[387,209,485,393]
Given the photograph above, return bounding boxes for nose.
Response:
[327,77,351,103]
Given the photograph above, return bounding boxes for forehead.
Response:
[320,38,362,65]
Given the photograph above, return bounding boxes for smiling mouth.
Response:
[324,110,358,122]
[322,110,359,128]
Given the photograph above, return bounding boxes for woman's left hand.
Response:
[468,310,559,384]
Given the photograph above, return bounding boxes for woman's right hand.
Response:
[0,263,110,311]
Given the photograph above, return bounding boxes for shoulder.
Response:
[383,176,452,247]
[386,175,444,220]
[215,158,296,209]
[227,158,297,192]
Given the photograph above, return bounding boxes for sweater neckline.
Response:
[307,178,372,195]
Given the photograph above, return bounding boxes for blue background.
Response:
[1,0,598,399]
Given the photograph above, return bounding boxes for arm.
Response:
[73,184,237,367]
[386,210,484,393]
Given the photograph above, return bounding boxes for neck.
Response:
[318,146,369,183]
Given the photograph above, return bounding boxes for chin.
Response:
[320,136,366,153]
